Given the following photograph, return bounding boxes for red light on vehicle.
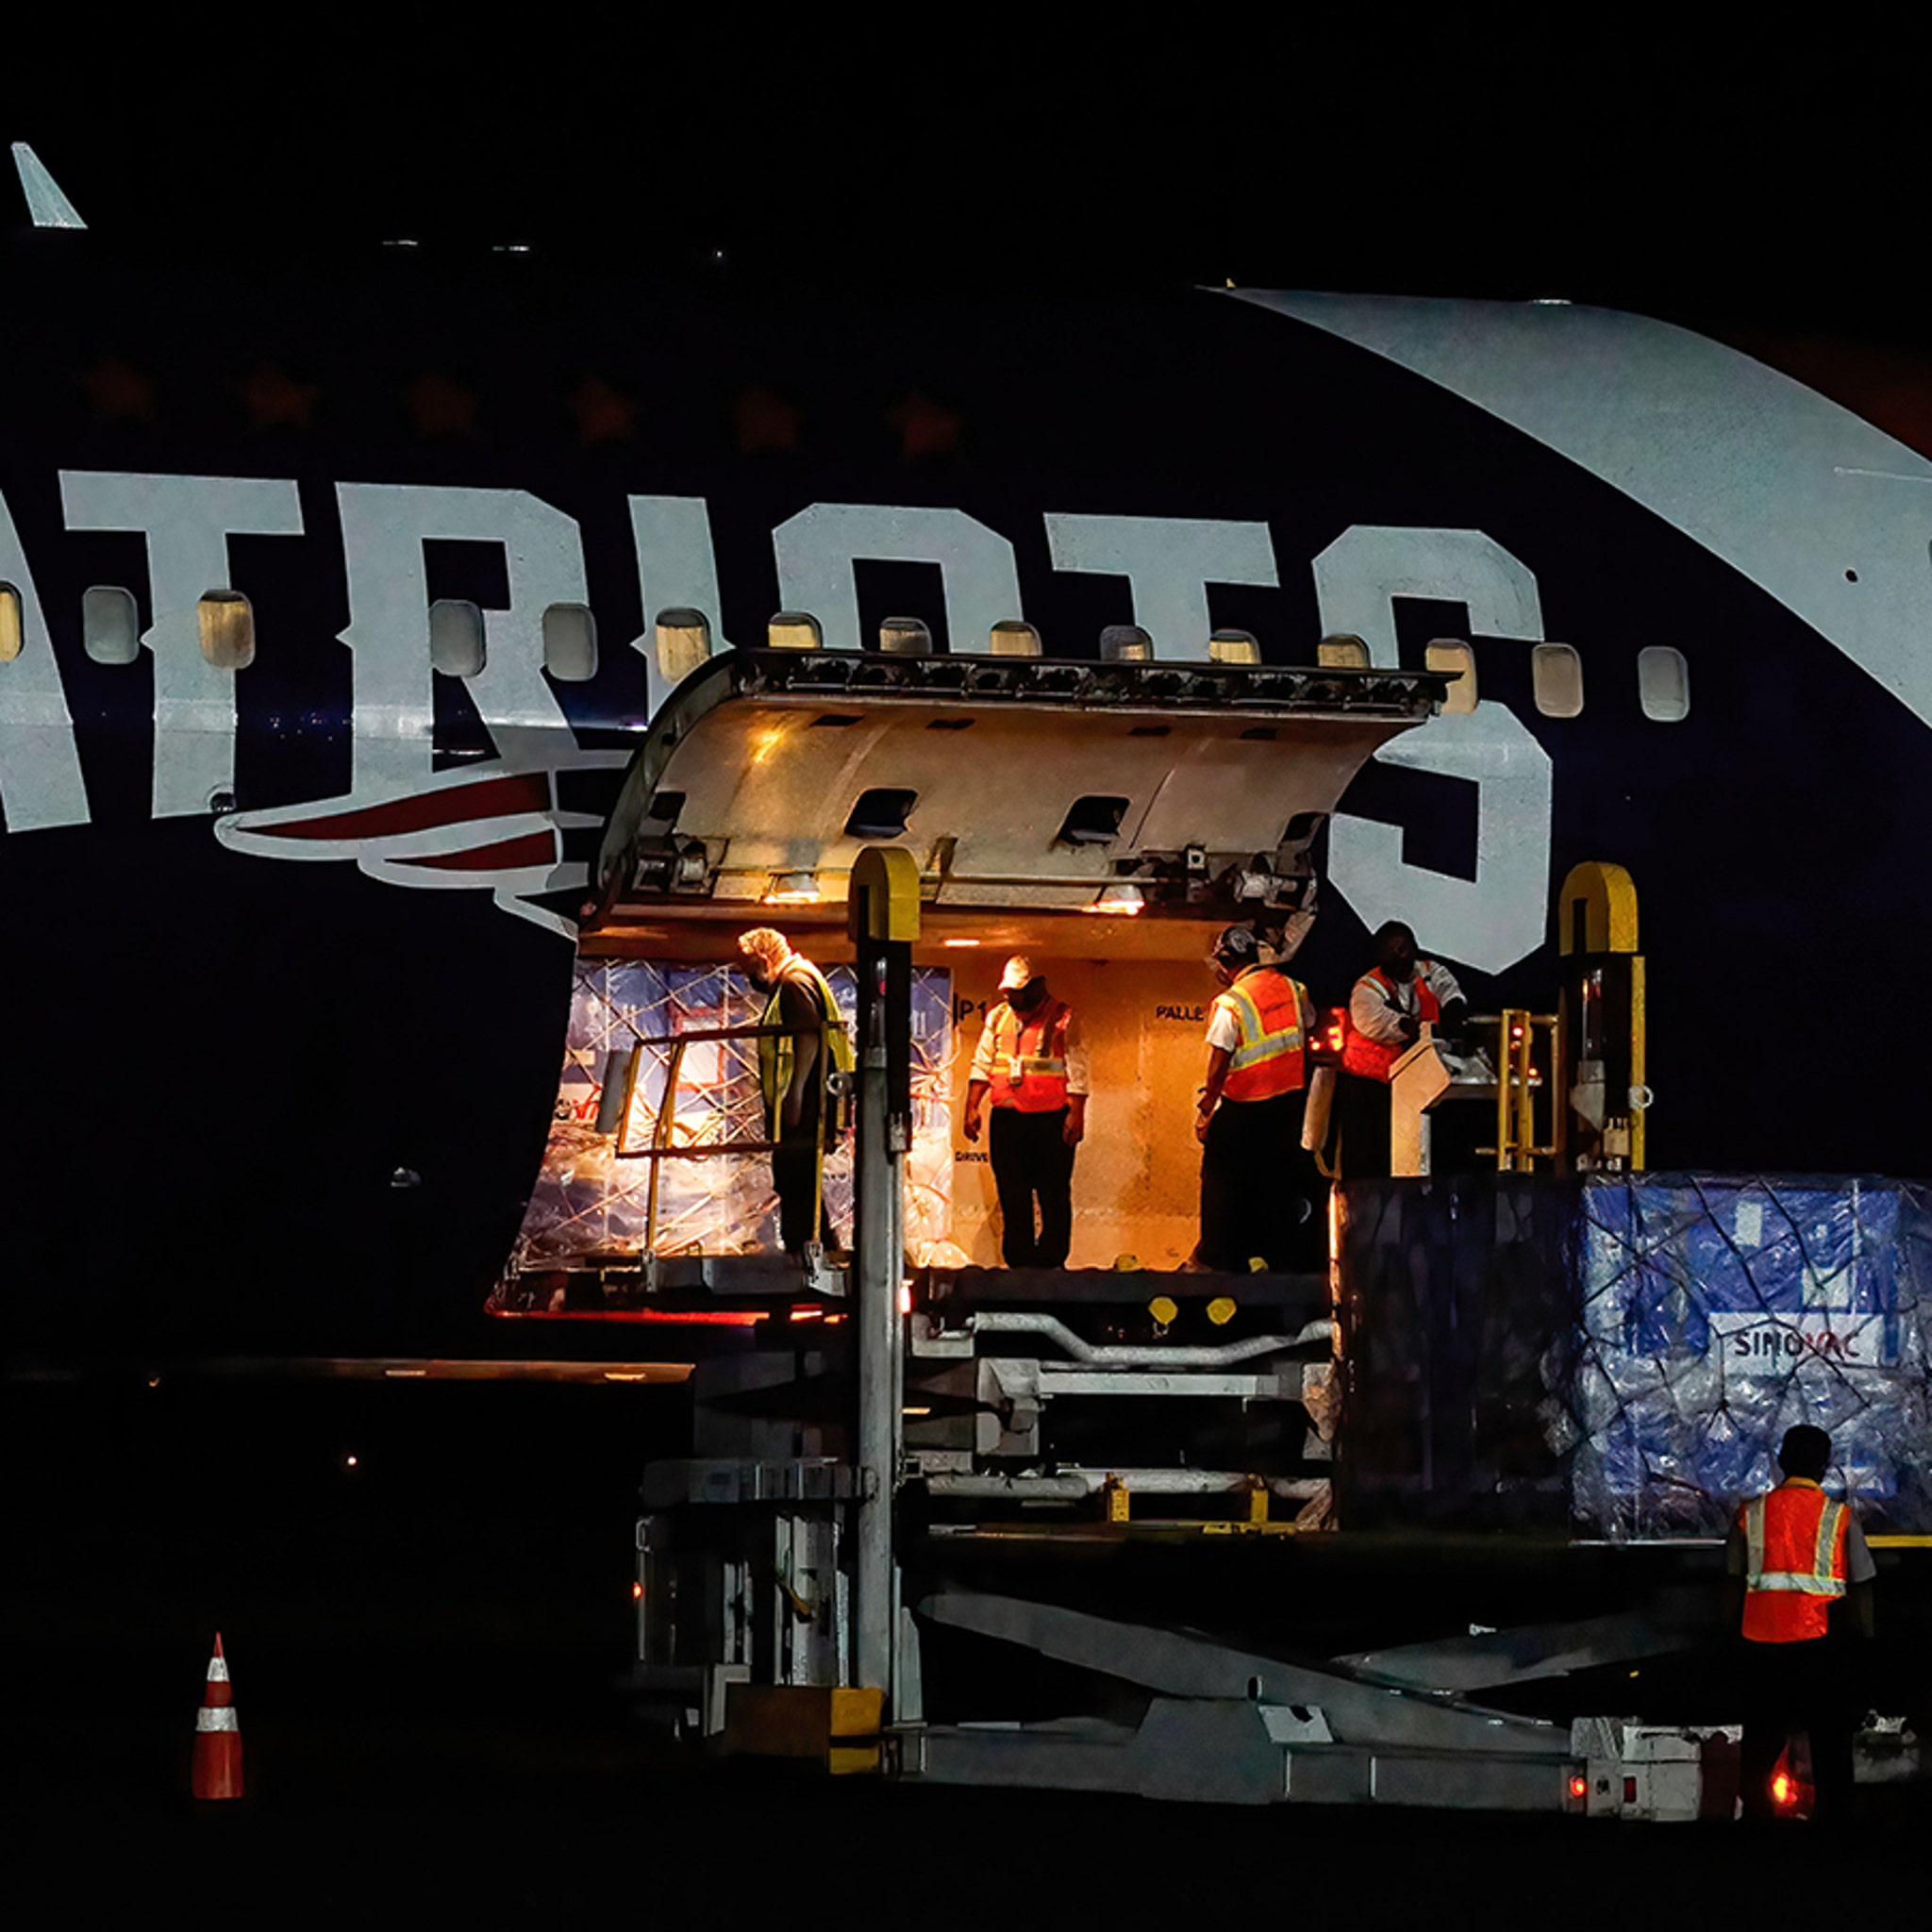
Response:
[1568,1774,1587,1801]
[1772,1771,1795,1808]
[631,1581,643,1601]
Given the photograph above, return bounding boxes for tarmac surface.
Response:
[7,1374,1925,1913]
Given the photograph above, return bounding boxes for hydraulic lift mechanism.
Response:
[568,641,1724,1818]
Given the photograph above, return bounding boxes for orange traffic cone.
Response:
[191,1633,243,1800]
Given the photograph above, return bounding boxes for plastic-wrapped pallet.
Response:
[502,959,956,1276]
[1571,1174,1932,1536]
[1334,1174,1577,1526]
[1334,1172,1932,1537]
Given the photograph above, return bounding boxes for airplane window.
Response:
[1638,645,1690,722]
[1532,642,1584,718]
[82,585,140,665]
[428,599,485,677]
[768,611,822,650]
[653,607,711,686]
[0,584,21,662]
[844,788,918,839]
[1425,639,1479,715]
[1316,635,1370,669]
[877,616,931,657]
[1208,628,1260,665]
[989,619,1041,658]
[1100,624,1153,662]
[197,590,255,671]
[542,602,598,682]
[1057,795,1128,844]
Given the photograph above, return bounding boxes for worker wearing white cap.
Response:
[963,956,1089,1268]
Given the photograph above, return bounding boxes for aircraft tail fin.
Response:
[11,142,85,229]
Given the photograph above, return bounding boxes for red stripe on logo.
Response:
[248,773,551,841]
[395,830,558,873]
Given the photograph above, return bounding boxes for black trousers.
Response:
[990,1107,1074,1268]
[771,1122,837,1255]
[1336,1072,1391,1180]
[1199,1090,1319,1273]
[1737,1638,1857,1820]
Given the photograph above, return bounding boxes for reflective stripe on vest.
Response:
[758,961,855,1130]
[988,999,1072,1112]
[1218,970,1307,1103]
[1341,966,1441,1083]
[1741,1486,1849,1643]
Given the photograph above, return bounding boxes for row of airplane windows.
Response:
[0,587,1690,723]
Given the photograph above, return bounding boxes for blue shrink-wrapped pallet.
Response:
[1572,1174,1932,1537]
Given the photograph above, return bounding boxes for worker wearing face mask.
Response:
[963,956,1088,1268]
[738,926,854,1257]
[1336,920,1467,1178]
[1195,925,1319,1273]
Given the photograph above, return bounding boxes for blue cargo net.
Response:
[1573,1175,1932,1536]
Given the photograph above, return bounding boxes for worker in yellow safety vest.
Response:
[964,956,1088,1268]
[1194,926,1319,1273]
[1724,1424,1876,1820]
[739,927,855,1256]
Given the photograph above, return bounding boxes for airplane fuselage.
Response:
[4,242,1926,1357]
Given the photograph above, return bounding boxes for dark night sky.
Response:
[7,27,1921,337]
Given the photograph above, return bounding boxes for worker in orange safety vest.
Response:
[1335,921,1467,1177]
[1725,1424,1876,1820]
[1194,925,1319,1273]
[964,956,1088,1267]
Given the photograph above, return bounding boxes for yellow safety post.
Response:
[1491,1008,1561,1172]
[644,1037,688,1253]
[1557,861,1647,1171]
[848,845,923,944]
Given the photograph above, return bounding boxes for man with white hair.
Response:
[738,927,853,1256]
[963,956,1088,1269]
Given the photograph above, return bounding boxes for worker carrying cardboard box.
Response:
[1337,920,1467,1178]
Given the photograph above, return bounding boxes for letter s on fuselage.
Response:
[5,275,1928,1353]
